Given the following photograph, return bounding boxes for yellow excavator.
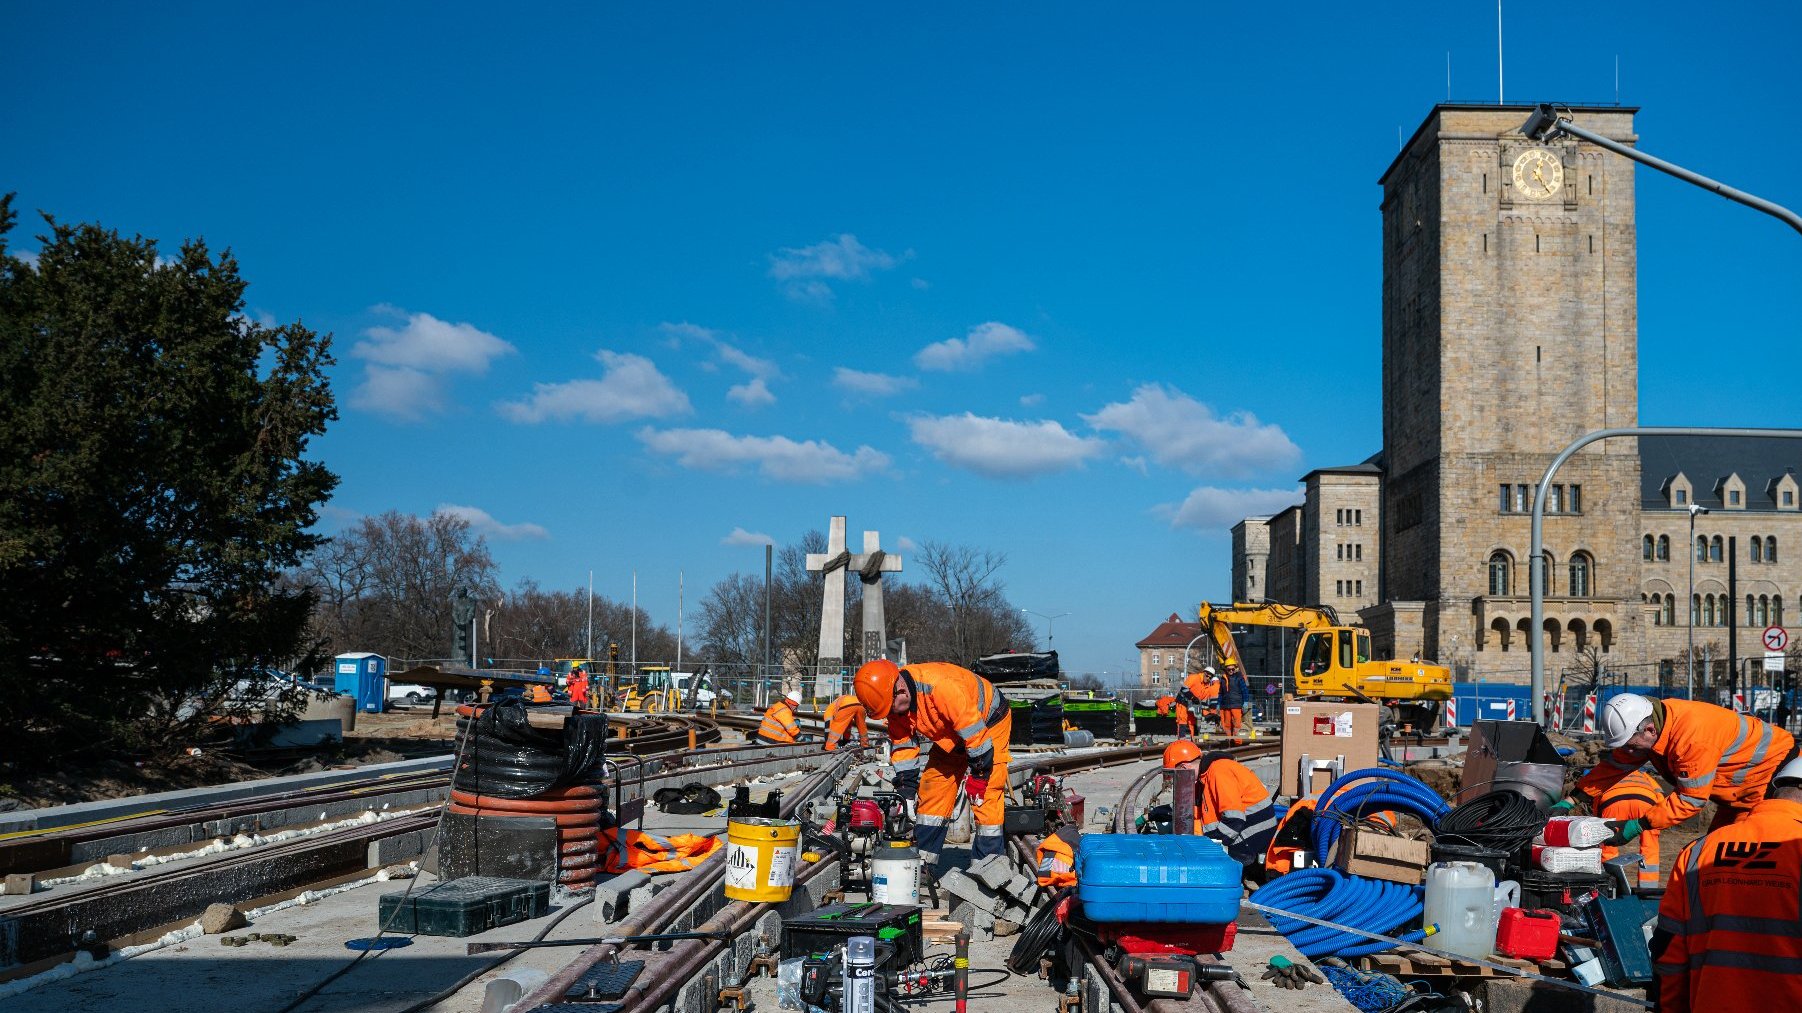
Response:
[1197,601,1452,731]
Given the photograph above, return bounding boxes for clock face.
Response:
[1512,148,1564,201]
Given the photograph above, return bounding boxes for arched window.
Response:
[1697,536,1708,562]
[1657,535,1670,560]
[1769,536,1779,563]
[1490,617,1511,652]
[1543,618,1562,654]
[1704,594,1716,626]
[1711,535,1724,562]
[1595,618,1614,652]
[1570,618,1589,650]
[1643,535,1655,561]
[1569,553,1592,598]
[1691,594,1701,626]
[1488,552,1512,596]
[1758,595,1770,627]
[1752,536,1764,562]
[1747,595,1757,625]
[1776,596,1785,627]
[1662,596,1675,626]
[1541,551,1556,595]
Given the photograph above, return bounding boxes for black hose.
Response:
[1434,791,1543,853]
[1006,887,1071,975]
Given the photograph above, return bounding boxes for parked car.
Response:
[386,681,438,707]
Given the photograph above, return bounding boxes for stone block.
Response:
[950,901,994,939]
[3,873,34,895]
[200,903,249,934]
[594,870,653,922]
[998,873,1036,902]
[968,854,1014,891]
[993,918,1021,937]
[105,854,135,870]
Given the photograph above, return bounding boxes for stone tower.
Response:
[1377,104,1642,679]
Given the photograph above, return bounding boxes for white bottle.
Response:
[1423,861,1499,959]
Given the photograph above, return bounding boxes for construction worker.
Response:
[1217,664,1252,744]
[1157,694,1195,739]
[1176,667,1221,735]
[855,659,1012,868]
[1590,769,1666,891]
[756,689,803,745]
[1035,824,1082,888]
[1162,741,1278,868]
[1560,693,1798,845]
[1651,756,1802,1012]
[567,667,590,709]
[822,692,868,752]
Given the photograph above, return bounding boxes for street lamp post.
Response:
[1021,609,1070,646]
[1688,503,1710,700]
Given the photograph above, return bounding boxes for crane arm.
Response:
[1196,601,1342,672]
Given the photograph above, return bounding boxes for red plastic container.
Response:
[1095,921,1238,955]
[1064,791,1086,826]
[1495,907,1561,961]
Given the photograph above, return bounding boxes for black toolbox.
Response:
[378,876,551,937]
[1518,870,1614,912]
[780,902,923,968]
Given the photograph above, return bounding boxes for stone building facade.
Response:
[1226,103,1802,686]
[1135,612,1206,690]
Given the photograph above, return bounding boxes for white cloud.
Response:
[434,504,551,541]
[897,535,919,552]
[722,527,775,547]
[769,234,898,301]
[1121,455,1150,476]
[498,350,693,424]
[911,277,930,290]
[1082,384,1302,478]
[638,427,890,484]
[1160,486,1302,532]
[728,377,777,408]
[906,412,1105,479]
[1019,393,1045,407]
[832,367,918,397]
[914,322,1036,372]
[348,308,517,422]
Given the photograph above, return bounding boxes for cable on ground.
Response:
[1253,868,1426,959]
[1309,769,1449,864]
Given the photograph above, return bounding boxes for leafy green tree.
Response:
[0,195,338,762]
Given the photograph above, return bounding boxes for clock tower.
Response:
[1374,104,1642,679]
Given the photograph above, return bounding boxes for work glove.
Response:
[1603,818,1644,846]
[1259,955,1325,990]
[1550,798,1576,813]
[963,775,990,802]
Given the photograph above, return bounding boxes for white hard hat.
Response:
[1601,694,1655,749]
[1775,757,1802,788]
[1203,666,1218,676]
[786,689,803,704]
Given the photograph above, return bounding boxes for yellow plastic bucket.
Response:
[723,816,801,902]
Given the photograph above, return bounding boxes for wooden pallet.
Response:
[1357,949,1568,979]
[921,907,964,945]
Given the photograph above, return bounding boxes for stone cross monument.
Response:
[805,516,851,696]
[850,530,903,665]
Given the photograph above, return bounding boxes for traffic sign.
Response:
[1766,652,1786,673]
[1764,626,1789,652]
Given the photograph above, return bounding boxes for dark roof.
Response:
[1640,435,1802,511]
[1137,612,1203,649]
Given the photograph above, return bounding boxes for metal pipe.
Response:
[1170,767,1197,836]
[1528,427,1802,722]
[1522,104,1802,237]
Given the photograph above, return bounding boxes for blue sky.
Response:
[8,3,1800,677]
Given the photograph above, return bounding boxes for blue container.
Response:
[1075,834,1242,924]
[334,652,387,714]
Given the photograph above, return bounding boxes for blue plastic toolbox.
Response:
[1075,834,1242,924]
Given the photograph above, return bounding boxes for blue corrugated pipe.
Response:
[1256,867,1427,958]
[1309,768,1450,864]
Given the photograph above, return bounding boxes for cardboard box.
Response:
[1280,700,1379,796]
[1331,825,1431,885]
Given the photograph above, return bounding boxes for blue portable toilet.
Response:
[334,652,387,714]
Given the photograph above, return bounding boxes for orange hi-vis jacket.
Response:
[823,694,868,751]
[757,699,801,744]
[1035,826,1081,887]
[1181,671,1221,709]
[897,662,1012,781]
[1578,698,1795,830]
[1594,769,1665,890]
[601,827,722,875]
[1188,758,1278,864]
[1653,797,1802,1013]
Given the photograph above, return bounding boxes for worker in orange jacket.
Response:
[1652,757,1802,1012]
[567,668,591,709]
[1163,741,1278,867]
[1561,694,1798,846]
[756,689,803,744]
[1176,667,1221,732]
[1035,825,1082,888]
[856,659,1012,868]
[1156,695,1196,739]
[822,693,868,752]
[1591,769,1665,891]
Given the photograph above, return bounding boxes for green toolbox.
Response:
[377,876,551,937]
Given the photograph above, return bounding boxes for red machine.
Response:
[1096,922,1238,955]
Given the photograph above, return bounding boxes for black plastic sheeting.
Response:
[451,698,608,799]
[972,651,1060,683]
[1007,696,1066,745]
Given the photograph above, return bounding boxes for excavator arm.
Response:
[1196,601,1342,674]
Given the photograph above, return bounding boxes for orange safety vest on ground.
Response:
[1653,797,1802,1013]
[757,699,801,744]
[527,684,552,703]
[1188,758,1278,864]
[1594,769,1665,890]
[600,827,723,874]
[823,694,868,751]
[1036,826,1081,887]
[899,662,1013,865]
[1578,698,1796,831]
[1264,799,1399,876]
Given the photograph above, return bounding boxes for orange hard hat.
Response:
[854,659,902,718]
[1163,740,1202,769]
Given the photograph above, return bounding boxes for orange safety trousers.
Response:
[1653,797,1802,1013]
[916,737,1010,865]
[1596,770,1665,890]
[1218,708,1245,739]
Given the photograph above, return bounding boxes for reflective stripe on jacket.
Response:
[898,662,1011,781]
[823,694,868,750]
[1597,769,1665,888]
[1194,757,1278,864]
[757,700,801,743]
[1578,699,1795,830]
[1653,797,1802,1013]
[1036,826,1081,887]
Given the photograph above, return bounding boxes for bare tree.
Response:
[914,541,1011,663]
[697,572,764,670]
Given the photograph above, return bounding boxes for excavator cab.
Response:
[620,665,682,713]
